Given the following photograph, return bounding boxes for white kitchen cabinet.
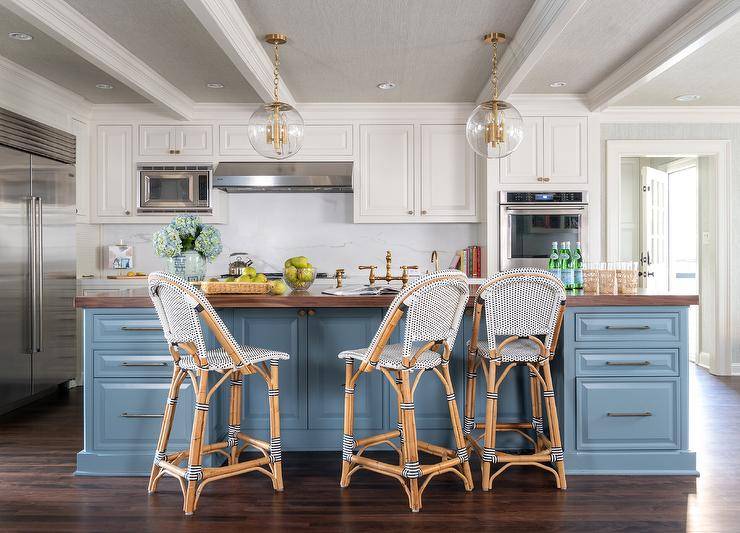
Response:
[543,116,587,184]
[71,118,90,220]
[218,123,352,158]
[499,116,586,185]
[139,125,212,156]
[419,124,477,221]
[95,125,132,218]
[356,124,415,221]
[219,124,256,156]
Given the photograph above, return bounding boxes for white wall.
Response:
[99,193,478,279]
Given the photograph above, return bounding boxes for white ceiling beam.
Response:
[477,0,587,103]
[0,0,194,120]
[587,0,740,111]
[184,0,296,106]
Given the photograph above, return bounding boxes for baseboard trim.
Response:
[732,363,740,376]
[696,351,711,369]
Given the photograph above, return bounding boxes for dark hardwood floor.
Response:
[1,365,738,532]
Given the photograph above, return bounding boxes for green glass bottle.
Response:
[573,241,583,289]
[547,241,561,281]
[560,241,574,289]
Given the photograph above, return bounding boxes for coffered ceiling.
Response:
[0,0,739,113]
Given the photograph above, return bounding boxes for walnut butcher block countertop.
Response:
[75,286,699,308]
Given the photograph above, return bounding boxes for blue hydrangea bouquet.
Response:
[152,214,222,281]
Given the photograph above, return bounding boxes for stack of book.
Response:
[451,245,482,277]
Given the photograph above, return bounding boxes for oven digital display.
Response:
[534,193,554,201]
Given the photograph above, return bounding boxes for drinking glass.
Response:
[583,261,599,294]
[598,262,617,295]
[617,261,639,295]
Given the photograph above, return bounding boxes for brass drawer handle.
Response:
[604,325,651,330]
[120,412,164,418]
[120,326,161,331]
[605,360,651,366]
[307,309,316,316]
[607,412,652,417]
[120,361,168,367]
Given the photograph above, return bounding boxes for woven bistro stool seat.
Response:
[338,270,474,512]
[464,268,567,491]
[147,271,288,515]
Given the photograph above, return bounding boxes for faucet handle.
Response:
[358,265,377,270]
[335,268,345,288]
[401,265,418,271]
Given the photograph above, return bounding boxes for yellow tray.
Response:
[200,281,271,295]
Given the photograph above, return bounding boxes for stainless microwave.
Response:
[137,164,212,213]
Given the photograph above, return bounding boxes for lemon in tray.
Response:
[283,256,316,291]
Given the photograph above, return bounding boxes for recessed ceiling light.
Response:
[549,81,567,88]
[674,94,701,102]
[95,83,114,90]
[206,82,224,89]
[377,81,397,90]
[8,32,33,41]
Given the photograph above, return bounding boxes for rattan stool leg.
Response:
[228,373,243,465]
[541,360,566,489]
[463,350,478,447]
[441,363,474,491]
[148,367,185,494]
[184,369,209,515]
[268,360,284,491]
[340,359,355,488]
[529,369,544,453]
[481,360,499,491]
[399,370,421,512]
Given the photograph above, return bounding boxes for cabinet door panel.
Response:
[139,125,173,156]
[175,125,212,156]
[231,309,307,430]
[420,124,477,220]
[219,124,256,156]
[357,124,414,219]
[96,125,132,217]
[301,124,353,156]
[543,116,587,183]
[500,117,542,184]
[307,308,384,430]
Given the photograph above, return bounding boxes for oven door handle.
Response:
[502,206,587,215]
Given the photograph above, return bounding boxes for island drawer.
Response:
[94,350,174,378]
[574,312,680,343]
[93,379,194,451]
[576,378,679,450]
[575,348,679,377]
[92,313,165,344]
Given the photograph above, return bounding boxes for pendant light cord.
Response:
[273,42,280,103]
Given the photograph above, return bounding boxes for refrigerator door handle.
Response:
[35,197,43,353]
[28,197,37,355]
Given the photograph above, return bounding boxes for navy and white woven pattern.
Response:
[472,268,565,361]
[471,338,546,363]
[402,461,421,478]
[342,433,356,462]
[148,272,289,370]
[338,270,469,370]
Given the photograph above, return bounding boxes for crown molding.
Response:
[0,0,195,120]
[477,0,587,103]
[506,93,590,114]
[0,54,92,131]
[587,0,740,111]
[599,105,740,123]
[183,0,296,106]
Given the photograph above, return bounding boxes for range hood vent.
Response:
[213,161,353,193]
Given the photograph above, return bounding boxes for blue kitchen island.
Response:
[75,288,698,476]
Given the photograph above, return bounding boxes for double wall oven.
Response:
[500,191,588,270]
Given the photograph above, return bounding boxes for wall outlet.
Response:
[702,231,711,245]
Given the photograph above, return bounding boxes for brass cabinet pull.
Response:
[537,177,543,182]
[607,412,652,417]
[120,326,161,331]
[605,360,651,366]
[168,149,174,154]
[175,149,181,154]
[297,309,306,317]
[124,210,131,215]
[605,325,650,330]
[307,309,316,316]
[120,361,168,367]
[407,210,414,215]
[421,210,427,215]
[121,412,164,418]
[543,177,550,182]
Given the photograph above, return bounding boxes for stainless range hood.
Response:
[213,161,353,193]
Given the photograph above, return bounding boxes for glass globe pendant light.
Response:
[248,33,304,159]
[466,32,524,159]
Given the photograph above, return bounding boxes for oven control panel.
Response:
[501,191,586,203]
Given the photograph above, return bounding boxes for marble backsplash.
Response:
[97,193,479,280]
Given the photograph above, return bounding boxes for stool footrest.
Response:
[202,455,270,480]
[416,439,454,458]
[355,430,400,448]
[350,454,404,476]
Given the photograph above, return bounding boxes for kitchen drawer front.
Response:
[575,348,679,377]
[93,379,194,450]
[94,350,173,378]
[577,378,679,450]
[574,312,680,343]
[92,313,165,344]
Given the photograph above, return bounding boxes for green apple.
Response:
[236,273,253,283]
[284,266,298,282]
[224,277,236,282]
[254,273,268,283]
[298,268,314,282]
[208,277,219,282]
[290,256,309,269]
[243,266,257,278]
[284,258,293,269]
[270,279,288,295]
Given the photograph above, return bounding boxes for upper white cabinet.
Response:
[218,123,353,158]
[139,125,212,156]
[500,116,587,185]
[95,125,132,218]
[356,124,415,221]
[71,118,90,220]
[419,124,477,221]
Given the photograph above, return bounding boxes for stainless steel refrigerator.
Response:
[0,107,76,414]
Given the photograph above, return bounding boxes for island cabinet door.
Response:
[306,308,385,430]
[230,309,307,430]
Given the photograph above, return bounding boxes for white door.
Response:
[419,124,477,221]
[95,125,132,217]
[174,125,212,156]
[355,124,415,221]
[640,165,669,290]
[543,116,587,184]
[499,117,542,184]
[139,125,173,156]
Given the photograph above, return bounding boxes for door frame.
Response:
[605,139,732,376]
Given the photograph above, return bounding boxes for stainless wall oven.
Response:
[500,191,588,270]
[138,164,212,213]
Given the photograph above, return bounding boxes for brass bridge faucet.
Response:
[359,250,418,288]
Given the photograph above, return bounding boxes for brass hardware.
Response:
[297,309,306,317]
[335,268,345,288]
[358,265,377,285]
[120,326,160,331]
[360,251,417,288]
[431,250,439,272]
[263,33,290,154]
[482,32,506,148]
[265,33,288,45]
[537,177,543,182]
[124,210,131,215]
[121,412,164,418]
[483,32,506,45]
[605,360,651,366]
[175,149,181,154]
[307,309,316,316]
[543,177,550,182]
[607,412,653,417]
[120,361,167,367]
[169,149,174,154]
[407,210,414,215]
[605,325,650,330]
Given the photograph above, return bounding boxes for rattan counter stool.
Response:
[463,268,567,491]
[147,272,289,515]
[337,270,474,512]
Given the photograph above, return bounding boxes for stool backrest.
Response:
[148,271,242,366]
[475,268,566,355]
[363,270,469,366]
